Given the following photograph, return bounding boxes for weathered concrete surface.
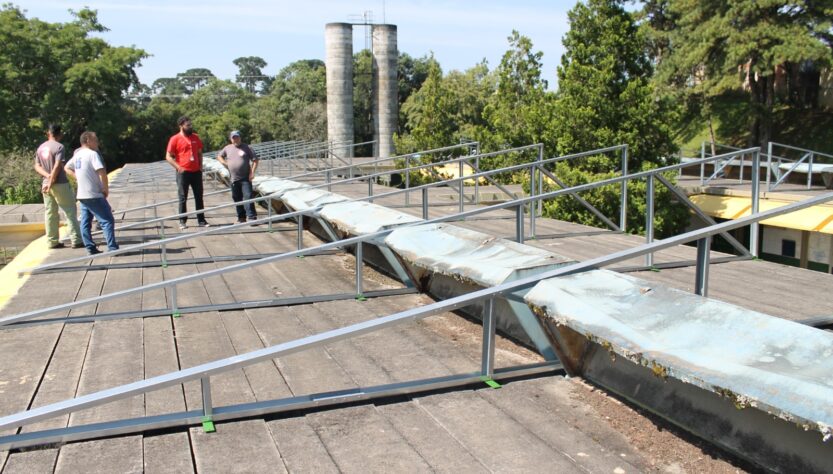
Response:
[526,270,833,473]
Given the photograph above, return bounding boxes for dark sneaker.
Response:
[197,221,210,227]
[236,219,247,224]
[248,217,260,227]
[49,243,66,249]
[71,242,85,249]
[87,248,102,255]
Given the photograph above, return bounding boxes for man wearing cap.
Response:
[165,116,209,229]
[217,130,259,224]
[34,124,83,249]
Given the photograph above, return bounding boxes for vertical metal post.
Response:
[766,142,773,191]
[750,150,760,257]
[529,165,536,239]
[368,178,373,202]
[645,174,655,267]
[481,297,496,377]
[808,152,814,189]
[201,377,213,417]
[355,242,363,298]
[267,200,273,233]
[620,147,628,232]
[537,145,544,217]
[694,236,711,296]
[515,205,524,243]
[297,215,303,250]
[738,152,745,184]
[474,156,480,205]
[700,141,706,185]
[405,155,411,206]
[170,285,179,316]
[422,188,429,220]
[458,171,464,214]
[326,170,331,191]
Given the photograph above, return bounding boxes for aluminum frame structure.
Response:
[1,185,830,451]
[765,141,833,191]
[9,147,765,331]
[30,145,760,280]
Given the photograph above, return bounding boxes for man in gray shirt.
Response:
[34,124,83,249]
[64,131,119,255]
[217,130,259,223]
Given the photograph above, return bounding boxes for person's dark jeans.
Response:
[176,170,205,224]
[231,179,257,220]
[79,197,118,253]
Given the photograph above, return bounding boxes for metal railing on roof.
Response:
[11,146,760,324]
[45,144,756,279]
[0,161,827,450]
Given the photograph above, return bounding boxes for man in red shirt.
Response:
[166,116,209,229]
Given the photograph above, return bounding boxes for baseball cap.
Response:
[230,130,241,139]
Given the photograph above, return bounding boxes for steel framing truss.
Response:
[0,186,830,450]
[0,143,812,451]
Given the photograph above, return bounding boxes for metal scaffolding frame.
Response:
[27,145,759,280]
[9,147,765,330]
[0,184,829,450]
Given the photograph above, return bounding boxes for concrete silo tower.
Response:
[325,23,355,159]
[372,24,398,159]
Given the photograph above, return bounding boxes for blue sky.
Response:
[14,1,573,88]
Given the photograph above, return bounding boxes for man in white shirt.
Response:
[64,131,119,255]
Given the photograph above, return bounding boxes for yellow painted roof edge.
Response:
[689,193,833,234]
[0,167,124,313]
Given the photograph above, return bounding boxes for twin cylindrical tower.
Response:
[325,22,398,159]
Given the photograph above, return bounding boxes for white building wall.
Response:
[761,226,802,257]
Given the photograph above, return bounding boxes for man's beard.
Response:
[183,128,193,136]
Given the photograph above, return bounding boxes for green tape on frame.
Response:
[480,376,501,389]
[202,417,216,433]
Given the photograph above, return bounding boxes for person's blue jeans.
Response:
[79,197,119,253]
[231,180,257,220]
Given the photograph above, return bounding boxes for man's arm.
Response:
[97,169,109,198]
[64,160,76,179]
[165,152,183,173]
[249,155,258,180]
[34,160,50,179]
[217,151,227,168]
[47,156,63,187]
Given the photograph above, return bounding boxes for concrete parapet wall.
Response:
[526,270,833,473]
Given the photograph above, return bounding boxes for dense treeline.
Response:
[1,1,831,236]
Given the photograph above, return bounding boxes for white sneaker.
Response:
[179,223,187,230]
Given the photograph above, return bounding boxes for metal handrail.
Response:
[0,177,827,447]
[9,147,760,323]
[38,145,750,277]
[767,141,833,191]
[24,144,548,274]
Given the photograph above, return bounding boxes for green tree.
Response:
[251,59,326,143]
[481,31,555,169]
[180,79,256,151]
[353,49,374,156]
[177,68,214,94]
[396,57,455,154]
[151,77,187,97]
[550,0,685,236]
[233,56,270,94]
[649,0,833,147]
[0,6,146,165]
[397,53,433,128]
